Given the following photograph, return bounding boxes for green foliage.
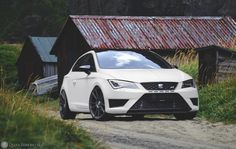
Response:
[164,51,236,123]
[0,44,21,87]
[0,0,67,41]
[179,60,198,82]
[198,77,236,123]
[0,89,102,149]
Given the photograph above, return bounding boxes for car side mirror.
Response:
[79,65,91,75]
[172,65,178,69]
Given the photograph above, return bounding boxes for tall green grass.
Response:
[165,51,236,123]
[198,77,236,123]
[0,89,103,148]
[0,44,103,148]
[179,60,198,82]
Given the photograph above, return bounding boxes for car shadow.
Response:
[111,116,177,122]
[76,115,178,122]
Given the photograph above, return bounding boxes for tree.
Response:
[67,0,79,14]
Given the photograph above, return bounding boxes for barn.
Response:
[17,36,57,87]
[50,15,236,88]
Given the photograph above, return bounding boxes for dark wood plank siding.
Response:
[56,19,90,89]
[17,41,43,88]
[198,50,217,85]
[197,46,236,85]
[43,63,57,77]
[216,51,236,81]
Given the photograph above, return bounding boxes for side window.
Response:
[72,54,96,72]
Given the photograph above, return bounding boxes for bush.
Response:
[0,44,21,87]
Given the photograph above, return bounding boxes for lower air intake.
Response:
[109,99,128,108]
[128,93,191,114]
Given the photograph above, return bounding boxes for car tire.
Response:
[174,112,197,120]
[89,86,109,121]
[59,90,76,120]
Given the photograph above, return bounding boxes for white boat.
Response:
[29,75,58,95]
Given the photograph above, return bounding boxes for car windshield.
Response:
[96,50,172,69]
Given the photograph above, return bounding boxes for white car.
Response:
[59,50,199,120]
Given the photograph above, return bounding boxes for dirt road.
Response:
[49,111,236,149]
[76,114,236,149]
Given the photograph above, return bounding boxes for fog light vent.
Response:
[190,98,198,106]
[109,99,128,108]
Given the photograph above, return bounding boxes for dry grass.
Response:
[164,50,198,81]
[164,50,197,66]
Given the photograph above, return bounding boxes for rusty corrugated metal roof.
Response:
[70,16,236,50]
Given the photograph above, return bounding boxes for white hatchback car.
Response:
[59,50,199,120]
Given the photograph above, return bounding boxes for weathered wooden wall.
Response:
[55,18,90,89]
[43,63,58,77]
[216,52,236,82]
[197,46,236,85]
[17,41,43,88]
[198,50,217,85]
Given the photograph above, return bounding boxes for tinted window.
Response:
[72,54,96,72]
[96,50,171,69]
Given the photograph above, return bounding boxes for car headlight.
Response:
[182,79,196,88]
[108,80,139,89]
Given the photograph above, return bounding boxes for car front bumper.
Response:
[102,84,199,114]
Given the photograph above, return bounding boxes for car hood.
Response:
[100,69,192,83]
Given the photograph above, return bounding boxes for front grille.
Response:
[127,93,191,114]
[141,82,178,90]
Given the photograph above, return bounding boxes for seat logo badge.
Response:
[158,84,164,89]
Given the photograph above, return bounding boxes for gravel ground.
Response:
[76,114,236,149]
[48,111,236,149]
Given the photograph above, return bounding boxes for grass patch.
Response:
[0,44,21,87]
[30,94,59,111]
[0,89,103,148]
[198,77,236,123]
[179,60,198,82]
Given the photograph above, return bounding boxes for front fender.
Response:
[90,78,111,110]
[60,76,70,95]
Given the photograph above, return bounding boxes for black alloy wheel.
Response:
[89,87,108,120]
